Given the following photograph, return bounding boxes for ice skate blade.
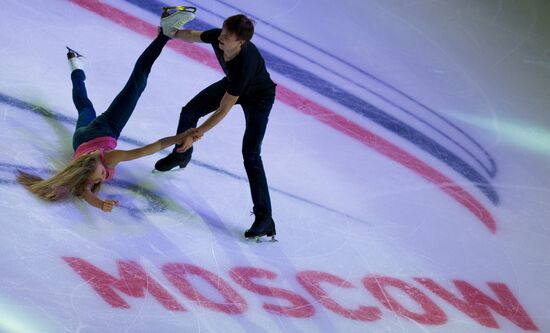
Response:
[151,167,185,174]
[162,6,197,14]
[66,46,84,58]
[245,235,278,243]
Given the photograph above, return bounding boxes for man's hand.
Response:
[101,200,119,212]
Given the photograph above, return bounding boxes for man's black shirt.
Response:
[201,29,275,97]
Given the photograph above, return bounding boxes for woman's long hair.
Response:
[16,152,102,201]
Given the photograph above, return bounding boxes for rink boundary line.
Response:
[0,92,365,224]
[68,0,497,233]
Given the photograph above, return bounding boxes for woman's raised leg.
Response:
[97,33,170,138]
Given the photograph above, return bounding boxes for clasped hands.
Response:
[176,128,203,153]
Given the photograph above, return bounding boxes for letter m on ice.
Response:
[62,257,184,311]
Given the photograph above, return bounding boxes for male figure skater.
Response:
[154,14,277,240]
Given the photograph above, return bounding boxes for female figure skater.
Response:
[17,8,198,212]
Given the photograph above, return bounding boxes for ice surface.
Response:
[1,0,549,332]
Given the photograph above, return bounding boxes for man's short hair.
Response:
[223,14,255,42]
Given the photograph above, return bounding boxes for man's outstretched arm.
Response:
[174,29,203,43]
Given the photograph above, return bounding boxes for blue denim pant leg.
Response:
[71,69,95,128]
[94,33,170,140]
[71,69,110,150]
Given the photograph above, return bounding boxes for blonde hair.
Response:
[17,152,103,201]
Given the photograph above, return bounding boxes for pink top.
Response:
[73,136,117,181]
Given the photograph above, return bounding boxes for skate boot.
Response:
[244,215,277,243]
[66,46,84,71]
[160,6,196,38]
[154,151,191,172]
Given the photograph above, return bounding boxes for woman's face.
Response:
[89,162,107,184]
[218,28,243,52]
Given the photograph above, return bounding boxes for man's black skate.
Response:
[244,216,277,243]
[154,152,191,172]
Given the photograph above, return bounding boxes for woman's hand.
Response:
[101,199,119,212]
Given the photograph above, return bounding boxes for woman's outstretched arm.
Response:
[174,29,203,43]
[82,187,119,212]
[104,129,201,167]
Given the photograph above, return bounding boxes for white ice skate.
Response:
[66,46,84,71]
[160,6,196,38]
